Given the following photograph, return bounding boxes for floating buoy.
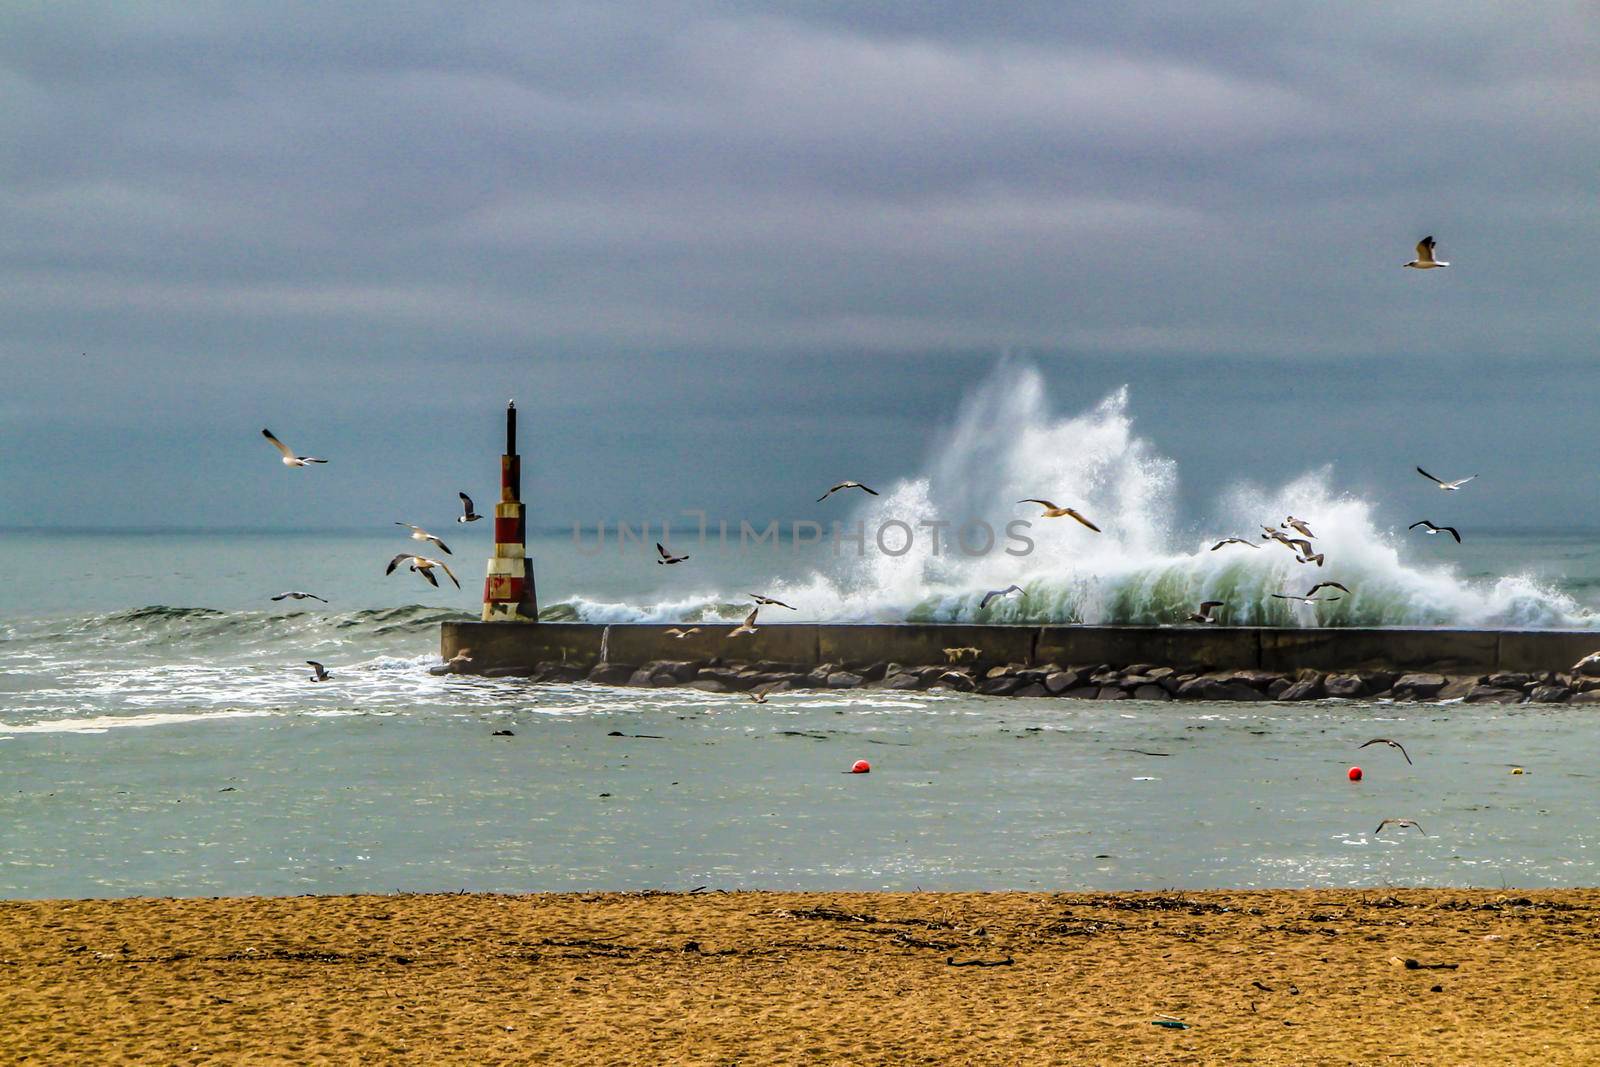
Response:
[1511,767,1525,775]
[1348,766,1363,781]
[850,759,871,774]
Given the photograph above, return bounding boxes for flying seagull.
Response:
[385,553,460,589]
[1210,537,1258,551]
[1282,516,1316,539]
[1409,520,1462,544]
[1373,818,1426,836]
[1018,499,1101,531]
[1272,592,1341,603]
[396,523,452,555]
[728,607,759,637]
[665,627,701,639]
[817,481,879,502]
[1417,467,1476,491]
[261,428,327,467]
[980,584,1025,609]
[271,591,327,603]
[749,690,769,704]
[1360,738,1414,765]
[656,542,689,565]
[1404,235,1449,269]
[1572,651,1600,674]
[1307,581,1350,597]
[749,593,797,610]
[1187,601,1225,624]
[457,493,482,523]
[306,660,330,682]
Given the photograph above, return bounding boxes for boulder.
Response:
[687,678,734,693]
[696,666,759,691]
[1142,666,1177,682]
[643,660,701,683]
[979,676,1023,696]
[1044,669,1087,694]
[587,663,638,686]
[1323,674,1366,698]
[1175,677,1262,702]
[483,665,537,678]
[1088,670,1123,687]
[1391,673,1447,700]
[932,671,977,693]
[1486,672,1533,691]
[625,668,655,687]
[1464,685,1524,705]
[1528,685,1572,704]
[1097,687,1130,700]
[826,671,865,690]
[856,662,889,683]
[1573,654,1600,678]
[1227,670,1283,690]
[1133,684,1170,701]
[1357,670,1399,694]
[1569,689,1600,704]
[1437,677,1478,700]
[1276,675,1324,701]
[1014,683,1049,698]
[1061,686,1101,699]
[751,661,808,675]
[1266,677,1292,700]
[882,672,923,691]
[806,664,843,686]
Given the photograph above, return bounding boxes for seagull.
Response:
[1306,581,1350,597]
[1297,552,1326,567]
[457,493,482,523]
[1272,592,1342,603]
[1210,538,1259,551]
[1360,738,1414,765]
[1417,467,1476,491]
[1187,601,1225,624]
[1267,533,1324,565]
[665,627,701,639]
[1282,516,1316,539]
[749,593,797,610]
[817,481,879,502]
[271,591,327,603]
[1373,818,1426,836]
[980,584,1025,609]
[749,691,769,704]
[1572,651,1600,674]
[385,553,460,589]
[446,649,474,671]
[306,660,330,682]
[1403,235,1449,269]
[1409,520,1461,544]
[396,523,452,555]
[656,543,689,565]
[261,428,327,467]
[727,607,759,637]
[1018,499,1100,531]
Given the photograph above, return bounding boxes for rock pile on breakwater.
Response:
[444,657,1600,704]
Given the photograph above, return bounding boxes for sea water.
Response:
[4,363,1599,898]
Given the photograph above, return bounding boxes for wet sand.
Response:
[3,889,1597,1064]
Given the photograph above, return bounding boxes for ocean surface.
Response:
[5,367,1600,898]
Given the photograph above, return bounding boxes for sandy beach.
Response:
[3,889,1597,1064]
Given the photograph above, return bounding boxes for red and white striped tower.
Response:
[482,400,539,621]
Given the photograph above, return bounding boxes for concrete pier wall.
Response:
[441,622,1600,676]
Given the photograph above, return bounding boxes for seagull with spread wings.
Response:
[980,584,1025,609]
[261,428,327,467]
[386,553,460,589]
[665,627,701,639]
[1360,738,1413,765]
[656,542,689,565]
[1404,235,1449,269]
[1282,516,1316,539]
[1374,818,1426,836]
[457,493,482,523]
[1187,601,1225,624]
[727,607,759,637]
[1417,467,1476,491]
[396,522,452,555]
[1409,520,1462,543]
[307,660,331,682]
[749,593,797,610]
[1018,499,1100,531]
[271,591,327,603]
[1210,537,1258,551]
[817,481,878,502]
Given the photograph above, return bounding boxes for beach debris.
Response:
[261,427,327,467]
[947,955,1015,967]
[817,481,878,502]
[1252,981,1274,992]
[491,729,514,737]
[1151,1014,1189,1029]
[606,731,664,739]
[1431,984,1445,992]
[1391,957,1458,970]
[849,759,871,774]
[1511,767,1525,774]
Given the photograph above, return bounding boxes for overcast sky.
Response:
[2,3,1597,532]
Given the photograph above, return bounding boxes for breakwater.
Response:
[440,622,1600,703]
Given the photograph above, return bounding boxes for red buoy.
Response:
[850,759,871,774]
[1348,766,1363,781]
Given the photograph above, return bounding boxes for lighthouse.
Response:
[482,400,539,621]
